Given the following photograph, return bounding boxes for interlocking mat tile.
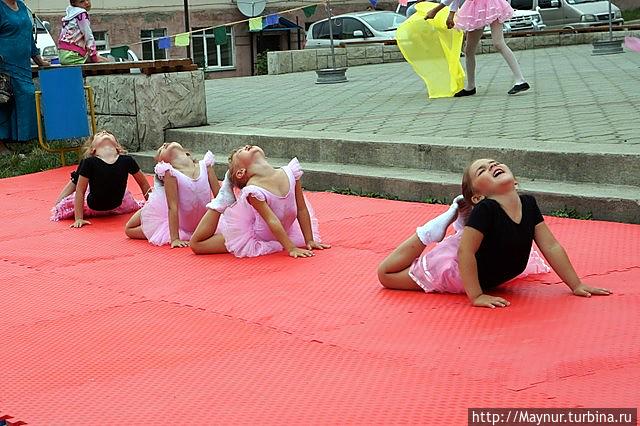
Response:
[0,167,638,424]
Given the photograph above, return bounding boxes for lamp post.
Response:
[315,0,348,84]
[184,0,192,59]
[591,0,623,55]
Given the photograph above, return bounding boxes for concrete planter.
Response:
[315,68,348,84]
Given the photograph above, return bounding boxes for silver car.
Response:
[304,11,407,48]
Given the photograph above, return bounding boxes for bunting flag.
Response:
[265,14,280,26]
[158,37,171,49]
[302,5,317,18]
[624,36,640,52]
[398,0,409,6]
[214,26,229,46]
[369,0,378,8]
[175,32,191,46]
[395,1,465,98]
[249,17,263,32]
[110,45,129,59]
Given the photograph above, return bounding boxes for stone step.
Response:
[130,150,640,224]
[164,126,640,187]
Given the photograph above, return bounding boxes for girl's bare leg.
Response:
[190,209,228,254]
[463,28,484,90]
[55,181,76,204]
[377,234,425,291]
[124,210,146,239]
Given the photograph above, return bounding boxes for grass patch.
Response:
[622,8,640,22]
[328,187,399,200]
[549,206,593,220]
[422,196,450,205]
[0,142,78,179]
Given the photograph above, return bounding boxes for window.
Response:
[140,29,167,60]
[94,31,109,51]
[342,18,372,38]
[191,27,234,69]
[511,0,534,9]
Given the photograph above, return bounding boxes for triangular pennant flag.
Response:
[249,17,263,32]
[265,14,280,26]
[302,5,317,18]
[175,32,191,47]
[369,0,378,8]
[110,45,129,59]
[158,36,171,49]
[214,26,228,46]
[398,0,408,6]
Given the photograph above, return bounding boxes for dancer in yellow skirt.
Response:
[396,2,465,99]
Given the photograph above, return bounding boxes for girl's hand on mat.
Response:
[70,219,91,228]
[306,241,331,251]
[473,294,510,309]
[171,239,190,248]
[572,284,612,297]
[289,247,314,258]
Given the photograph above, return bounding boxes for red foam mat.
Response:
[1,167,638,424]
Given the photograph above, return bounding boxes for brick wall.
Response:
[37,0,400,78]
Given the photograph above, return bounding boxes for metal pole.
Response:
[326,0,336,69]
[607,0,613,42]
[184,0,192,59]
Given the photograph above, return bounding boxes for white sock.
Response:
[452,195,472,232]
[206,171,236,213]
[416,198,460,245]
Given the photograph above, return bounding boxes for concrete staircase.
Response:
[130,126,640,224]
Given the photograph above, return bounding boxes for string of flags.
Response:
[108,3,320,59]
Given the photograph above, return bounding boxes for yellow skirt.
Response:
[396,2,465,99]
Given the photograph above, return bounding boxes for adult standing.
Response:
[0,0,50,155]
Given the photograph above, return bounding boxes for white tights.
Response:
[463,21,526,90]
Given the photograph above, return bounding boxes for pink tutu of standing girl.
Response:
[454,0,514,32]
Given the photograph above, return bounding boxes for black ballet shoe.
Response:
[508,82,530,95]
[454,88,476,97]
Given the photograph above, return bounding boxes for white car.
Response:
[305,11,407,48]
[27,6,58,61]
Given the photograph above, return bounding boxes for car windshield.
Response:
[361,12,406,31]
[511,0,534,9]
[566,0,602,3]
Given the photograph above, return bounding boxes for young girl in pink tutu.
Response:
[51,131,150,228]
[378,159,612,308]
[189,145,330,258]
[426,0,530,96]
[124,142,220,248]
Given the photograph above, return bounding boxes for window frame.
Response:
[140,28,168,60]
[190,26,235,70]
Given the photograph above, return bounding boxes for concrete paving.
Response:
[204,45,640,147]
[140,45,640,222]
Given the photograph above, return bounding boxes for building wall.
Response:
[29,0,400,78]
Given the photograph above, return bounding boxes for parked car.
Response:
[26,6,58,61]
[396,0,545,33]
[305,11,407,48]
[510,0,623,29]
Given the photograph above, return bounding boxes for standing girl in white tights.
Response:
[426,0,530,96]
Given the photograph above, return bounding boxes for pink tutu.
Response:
[217,158,321,258]
[141,152,215,246]
[409,231,550,293]
[50,189,143,221]
[454,0,514,32]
